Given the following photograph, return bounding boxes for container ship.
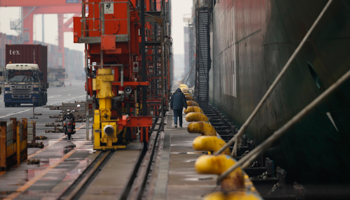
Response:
[188,0,350,185]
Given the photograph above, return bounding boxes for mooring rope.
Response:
[214,0,334,157]
[218,69,350,182]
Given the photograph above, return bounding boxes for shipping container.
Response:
[1,33,84,83]
[5,44,48,84]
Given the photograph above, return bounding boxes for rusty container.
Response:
[5,44,48,84]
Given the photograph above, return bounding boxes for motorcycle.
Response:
[62,109,76,140]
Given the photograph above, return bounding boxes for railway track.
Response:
[59,117,164,200]
[120,116,164,200]
[59,151,115,200]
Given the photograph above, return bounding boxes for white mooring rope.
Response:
[214,0,334,157]
[218,69,350,182]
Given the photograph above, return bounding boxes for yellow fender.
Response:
[183,92,192,96]
[179,84,188,90]
[193,136,230,155]
[187,121,216,136]
[182,88,189,93]
[195,155,244,193]
[204,191,262,200]
[184,106,203,114]
[186,100,199,107]
[185,95,194,100]
[186,112,209,122]
[184,92,193,100]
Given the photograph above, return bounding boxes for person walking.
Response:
[170,88,187,128]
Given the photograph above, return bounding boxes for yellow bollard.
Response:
[179,84,188,90]
[185,112,209,122]
[181,88,189,93]
[184,106,204,114]
[185,95,194,100]
[187,122,216,136]
[203,192,225,200]
[204,191,262,200]
[183,92,192,96]
[186,100,199,107]
[195,155,244,193]
[193,136,230,155]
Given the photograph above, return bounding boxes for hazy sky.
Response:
[171,0,193,55]
[0,1,193,55]
[0,1,192,80]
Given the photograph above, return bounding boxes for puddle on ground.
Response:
[199,177,214,181]
[9,182,24,186]
[22,190,51,195]
[25,149,93,182]
[47,140,60,146]
[63,144,76,154]
[171,151,206,154]
[184,159,197,163]
[0,191,14,195]
[1,145,96,199]
[184,177,214,181]
[171,142,193,147]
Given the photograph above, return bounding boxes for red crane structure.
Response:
[73,0,172,150]
[0,0,81,69]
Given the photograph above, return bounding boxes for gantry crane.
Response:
[0,0,81,69]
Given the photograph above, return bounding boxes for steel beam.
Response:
[141,0,147,116]
[0,0,80,7]
[31,6,80,14]
[23,7,34,44]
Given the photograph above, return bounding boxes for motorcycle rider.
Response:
[63,109,76,130]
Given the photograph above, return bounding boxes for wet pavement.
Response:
[153,111,219,200]
[0,80,95,200]
[1,99,254,200]
[0,125,97,200]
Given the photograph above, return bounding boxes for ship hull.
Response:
[210,0,350,184]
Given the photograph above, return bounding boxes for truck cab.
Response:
[4,63,47,107]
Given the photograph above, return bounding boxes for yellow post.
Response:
[0,122,6,168]
[16,121,20,165]
[93,110,101,149]
[93,68,125,150]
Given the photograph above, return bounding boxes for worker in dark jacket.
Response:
[170,88,187,128]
